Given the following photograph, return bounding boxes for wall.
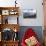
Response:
[0,0,44,26]
[19,0,43,26]
[18,0,44,26]
[18,26,44,44]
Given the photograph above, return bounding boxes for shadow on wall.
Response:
[18,26,44,44]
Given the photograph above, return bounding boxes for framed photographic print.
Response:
[1,28,13,41]
[9,10,15,15]
[2,16,18,24]
[9,10,17,15]
[2,10,9,15]
[8,16,17,24]
[23,9,37,18]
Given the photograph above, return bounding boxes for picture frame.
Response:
[23,9,37,18]
[8,16,18,24]
[1,28,13,41]
[2,10,9,15]
[9,10,17,15]
[1,28,18,41]
[2,16,18,24]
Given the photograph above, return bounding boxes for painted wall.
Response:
[18,26,44,44]
[18,0,44,26]
[0,0,44,26]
